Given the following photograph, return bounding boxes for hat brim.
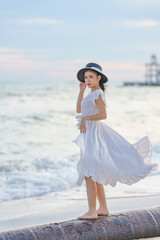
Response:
[77,67,108,83]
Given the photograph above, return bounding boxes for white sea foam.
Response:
[0,81,159,202]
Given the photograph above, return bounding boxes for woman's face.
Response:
[84,70,101,88]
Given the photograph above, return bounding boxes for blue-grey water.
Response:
[0,80,160,202]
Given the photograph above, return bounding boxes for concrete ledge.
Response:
[0,207,160,240]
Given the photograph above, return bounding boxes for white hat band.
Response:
[89,66,102,72]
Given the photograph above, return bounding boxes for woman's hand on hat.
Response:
[79,82,87,92]
[80,117,86,133]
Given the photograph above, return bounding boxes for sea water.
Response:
[0,80,160,202]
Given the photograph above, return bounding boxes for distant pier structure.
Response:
[123,54,160,86]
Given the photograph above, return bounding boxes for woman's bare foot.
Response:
[96,207,110,216]
[76,210,98,220]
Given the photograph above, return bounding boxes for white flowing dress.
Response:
[73,89,158,187]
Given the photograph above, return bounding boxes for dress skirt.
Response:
[73,120,158,187]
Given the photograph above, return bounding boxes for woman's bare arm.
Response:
[76,90,85,113]
[76,82,87,113]
[84,112,106,121]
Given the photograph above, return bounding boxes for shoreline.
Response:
[0,193,160,233]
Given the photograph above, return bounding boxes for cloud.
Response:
[0,50,145,82]
[0,18,64,25]
[120,0,160,5]
[0,48,23,53]
[0,54,41,72]
[101,61,144,71]
[99,61,145,82]
[124,20,160,27]
[36,59,146,82]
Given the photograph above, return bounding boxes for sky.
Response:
[0,0,160,83]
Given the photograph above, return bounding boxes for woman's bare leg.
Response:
[76,176,98,219]
[96,182,109,215]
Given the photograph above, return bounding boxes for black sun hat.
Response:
[77,62,108,83]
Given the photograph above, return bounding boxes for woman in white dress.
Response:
[73,62,158,220]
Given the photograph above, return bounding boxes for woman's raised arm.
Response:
[76,83,87,113]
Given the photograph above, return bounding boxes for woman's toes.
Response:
[76,211,98,219]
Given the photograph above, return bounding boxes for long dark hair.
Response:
[96,72,106,92]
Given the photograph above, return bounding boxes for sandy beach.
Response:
[0,192,160,233]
